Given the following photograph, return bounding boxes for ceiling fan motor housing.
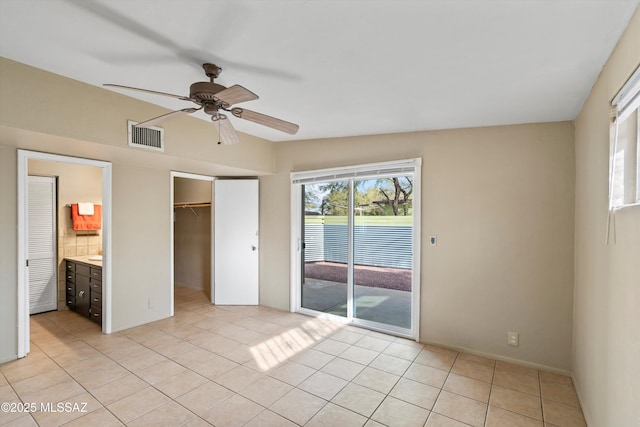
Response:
[189,82,227,104]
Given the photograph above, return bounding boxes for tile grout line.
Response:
[29,337,127,427]
[36,318,209,426]
[483,359,497,427]
[427,349,462,426]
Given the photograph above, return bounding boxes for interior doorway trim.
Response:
[169,171,216,316]
[17,150,113,358]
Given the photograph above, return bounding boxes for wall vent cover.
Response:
[128,120,164,152]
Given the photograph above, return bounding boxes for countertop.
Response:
[65,255,102,268]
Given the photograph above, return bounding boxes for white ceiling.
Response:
[1,0,638,142]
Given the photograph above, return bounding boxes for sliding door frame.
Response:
[290,158,422,340]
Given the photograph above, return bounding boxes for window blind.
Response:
[612,65,640,123]
[291,158,421,184]
[607,65,640,243]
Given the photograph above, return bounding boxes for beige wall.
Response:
[261,122,576,371]
[110,165,173,330]
[573,8,640,426]
[0,58,275,361]
[28,159,103,309]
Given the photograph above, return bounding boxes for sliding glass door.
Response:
[301,181,349,317]
[352,177,413,329]
[295,160,420,338]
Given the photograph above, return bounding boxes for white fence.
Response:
[304,216,413,269]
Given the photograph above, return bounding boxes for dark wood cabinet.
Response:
[66,259,102,325]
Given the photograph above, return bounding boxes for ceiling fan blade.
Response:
[231,108,299,135]
[214,85,259,106]
[135,108,198,128]
[213,115,240,145]
[104,84,193,101]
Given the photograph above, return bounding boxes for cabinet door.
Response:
[76,281,90,318]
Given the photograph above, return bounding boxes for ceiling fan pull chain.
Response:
[215,114,222,145]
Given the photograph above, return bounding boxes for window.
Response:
[610,65,640,208]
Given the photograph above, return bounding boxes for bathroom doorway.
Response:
[17,150,112,358]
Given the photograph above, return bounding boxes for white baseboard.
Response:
[420,339,573,377]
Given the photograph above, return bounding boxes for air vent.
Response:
[127,120,164,152]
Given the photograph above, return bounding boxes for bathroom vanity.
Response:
[65,256,102,326]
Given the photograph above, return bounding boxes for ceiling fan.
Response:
[104,63,299,145]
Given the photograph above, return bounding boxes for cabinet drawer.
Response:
[66,282,75,294]
[90,267,102,279]
[66,261,75,272]
[90,281,102,293]
[66,271,75,282]
[89,307,102,324]
[91,292,102,308]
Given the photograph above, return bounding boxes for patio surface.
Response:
[304,261,412,292]
[302,261,412,329]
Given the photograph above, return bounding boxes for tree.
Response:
[304,177,413,216]
[375,177,413,216]
[304,186,321,211]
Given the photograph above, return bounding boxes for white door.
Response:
[28,175,58,314]
[214,179,259,305]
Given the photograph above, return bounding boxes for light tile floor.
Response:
[0,286,587,427]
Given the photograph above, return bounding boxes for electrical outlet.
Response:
[508,331,519,347]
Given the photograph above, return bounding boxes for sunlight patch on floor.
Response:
[250,318,343,371]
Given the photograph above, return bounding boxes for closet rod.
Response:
[173,203,212,208]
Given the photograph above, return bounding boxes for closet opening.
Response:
[170,172,215,314]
